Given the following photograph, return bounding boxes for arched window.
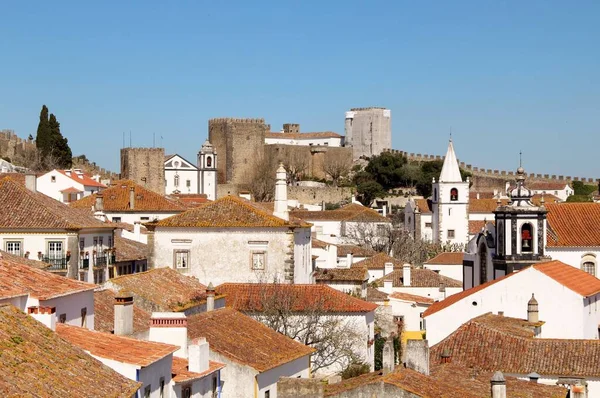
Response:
[206,156,212,167]
[174,174,179,187]
[581,254,597,277]
[521,223,533,253]
[479,244,487,285]
[450,188,458,201]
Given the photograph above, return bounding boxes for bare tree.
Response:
[277,147,309,184]
[247,154,277,202]
[323,151,352,185]
[12,146,61,172]
[242,284,364,373]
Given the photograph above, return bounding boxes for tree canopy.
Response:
[35,105,72,169]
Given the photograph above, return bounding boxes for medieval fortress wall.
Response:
[0,129,36,160]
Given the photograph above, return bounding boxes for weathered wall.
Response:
[345,108,392,161]
[264,144,352,180]
[120,147,165,194]
[278,378,323,398]
[288,186,353,205]
[0,129,36,162]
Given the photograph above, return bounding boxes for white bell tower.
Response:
[198,139,217,201]
[432,140,469,247]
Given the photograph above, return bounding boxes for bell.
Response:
[523,239,530,249]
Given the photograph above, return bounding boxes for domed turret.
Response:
[527,293,539,323]
[509,166,534,207]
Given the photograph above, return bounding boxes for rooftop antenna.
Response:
[450,127,452,141]
[519,151,523,168]
[122,132,125,149]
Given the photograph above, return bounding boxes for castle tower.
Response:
[208,118,268,185]
[120,148,165,194]
[432,140,469,247]
[197,139,217,201]
[344,107,392,161]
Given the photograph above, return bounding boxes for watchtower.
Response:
[120,147,165,194]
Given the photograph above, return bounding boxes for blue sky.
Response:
[0,1,598,177]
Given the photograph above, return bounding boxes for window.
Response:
[315,225,324,235]
[99,237,103,250]
[112,217,121,223]
[5,241,21,256]
[212,376,218,397]
[79,238,84,251]
[159,377,165,398]
[425,222,432,228]
[376,224,387,236]
[265,390,270,398]
[51,176,56,183]
[174,250,190,269]
[521,223,533,253]
[48,241,63,259]
[81,308,87,328]
[182,386,191,398]
[93,237,98,253]
[206,156,212,167]
[251,252,266,270]
[448,208,452,216]
[58,314,66,323]
[448,230,455,239]
[583,262,596,277]
[174,174,180,187]
[144,385,151,398]
[140,217,150,221]
[186,179,191,188]
[450,188,458,201]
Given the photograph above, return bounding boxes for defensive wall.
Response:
[0,129,36,161]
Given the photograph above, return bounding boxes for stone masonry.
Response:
[345,107,392,161]
[120,147,165,194]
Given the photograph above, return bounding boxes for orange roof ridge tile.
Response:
[533,260,600,297]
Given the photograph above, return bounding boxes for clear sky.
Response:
[1,1,598,178]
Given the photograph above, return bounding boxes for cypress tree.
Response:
[48,113,72,168]
[35,105,52,158]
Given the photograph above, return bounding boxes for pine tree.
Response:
[35,105,52,158]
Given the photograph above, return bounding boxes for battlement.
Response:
[349,107,387,111]
[120,147,165,153]
[209,118,266,124]
[384,148,600,184]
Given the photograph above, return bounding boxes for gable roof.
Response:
[376,268,462,289]
[56,323,178,367]
[389,292,435,305]
[431,312,600,378]
[546,203,600,247]
[468,220,494,234]
[171,356,225,384]
[55,169,106,188]
[469,198,509,213]
[168,193,210,208]
[424,252,464,266]
[0,256,96,301]
[114,235,147,262]
[0,177,112,230]
[414,198,433,214]
[152,195,309,228]
[106,268,212,312]
[163,154,198,170]
[528,181,570,191]
[351,253,403,270]
[93,289,151,335]
[70,180,186,212]
[314,267,369,282]
[366,287,389,302]
[216,283,378,313]
[186,307,315,372]
[0,304,141,396]
[290,204,389,223]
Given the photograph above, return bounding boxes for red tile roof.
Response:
[56,169,106,188]
[152,195,310,228]
[0,177,113,230]
[60,186,83,193]
[375,268,462,289]
[414,198,432,214]
[93,289,151,335]
[0,304,141,396]
[0,256,95,300]
[216,283,378,313]
[469,220,494,234]
[56,324,178,367]
[0,250,51,269]
[171,356,226,383]
[389,292,434,305]
[71,180,186,212]
[528,181,570,191]
[366,287,389,302]
[0,172,26,185]
[424,252,464,266]
[469,198,509,213]
[114,235,147,262]
[546,203,600,247]
[468,192,495,199]
[431,312,600,378]
[314,267,369,282]
[186,307,315,372]
[266,131,342,139]
[311,238,332,249]
[534,260,600,297]
[169,193,211,208]
[337,244,377,258]
[290,204,389,223]
[351,253,403,270]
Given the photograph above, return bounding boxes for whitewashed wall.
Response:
[106,211,181,225]
[265,136,343,147]
[389,298,429,332]
[40,290,94,329]
[256,355,311,398]
[165,168,199,195]
[423,264,463,282]
[547,247,600,278]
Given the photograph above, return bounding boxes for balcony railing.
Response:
[95,256,107,267]
[80,259,90,269]
[43,256,68,270]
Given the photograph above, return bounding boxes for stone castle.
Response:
[345,107,392,161]
[0,129,36,162]
[120,147,165,194]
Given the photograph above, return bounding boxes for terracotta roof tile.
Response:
[0,305,141,396]
[56,324,178,367]
[153,195,309,228]
[216,283,378,313]
[169,193,211,208]
[431,312,600,378]
[290,204,389,223]
[266,131,342,139]
[0,178,112,230]
[468,220,494,234]
[469,192,496,199]
[351,253,403,270]
[375,268,462,289]
[93,289,151,335]
[424,252,464,266]
[106,268,210,312]
[470,198,509,213]
[114,235,147,262]
[0,256,95,300]
[337,244,377,258]
[314,267,369,282]
[171,357,225,383]
[366,287,389,302]
[71,180,186,212]
[311,238,332,249]
[56,169,106,188]
[0,250,51,269]
[414,198,432,214]
[534,260,600,297]
[60,186,83,193]
[389,292,434,304]
[0,172,26,185]
[323,371,387,396]
[528,181,570,191]
[186,308,315,372]
[546,203,600,247]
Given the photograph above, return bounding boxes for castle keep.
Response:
[345,107,392,160]
[120,147,165,194]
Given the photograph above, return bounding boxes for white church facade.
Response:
[164,139,217,200]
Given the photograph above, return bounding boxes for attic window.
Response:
[51,176,56,183]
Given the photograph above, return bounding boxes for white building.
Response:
[388,292,433,338]
[265,130,344,147]
[525,181,574,202]
[423,252,464,283]
[0,176,115,283]
[376,263,463,301]
[164,139,217,200]
[423,260,600,346]
[37,168,106,203]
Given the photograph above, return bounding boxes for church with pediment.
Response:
[164,139,217,200]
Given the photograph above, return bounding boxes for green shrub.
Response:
[341,362,371,379]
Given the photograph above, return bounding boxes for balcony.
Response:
[95,256,107,267]
[43,256,68,271]
[80,259,90,269]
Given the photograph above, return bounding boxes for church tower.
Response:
[432,140,469,247]
[198,139,217,201]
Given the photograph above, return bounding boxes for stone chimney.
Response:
[383,278,393,294]
[440,348,451,364]
[273,163,289,221]
[490,371,507,398]
[129,186,135,210]
[28,306,56,331]
[149,312,188,358]
[114,290,134,336]
[188,337,210,373]
[405,339,429,375]
[25,172,36,192]
[382,337,395,374]
[384,262,394,276]
[95,192,104,212]
[133,221,141,241]
[403,263,411,287]
[206,282,215,312]
[527,293,539,323]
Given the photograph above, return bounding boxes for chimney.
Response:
[322,201,326,211]
[440,348,451,364]
[114,290,134,336]
[384,262,394,276]
[28,306,56,331]
[343,253,352,268]
[273,163,289,221]
[382,205,387,217]
[206,282,215,312]
[149,312,188,358]
[405,339,429,375]
[129,186,135,210]
[382,337,394,374]
[133,221,141,241]
[527,372,540,383]
[25,172,36,192]
[188,337,210,373]
[95,192,104,212]
[403,263,411,287]
[498,311,504,317]
[490,371,507,398]
[383,278,393,294]
[527,293,539,323]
